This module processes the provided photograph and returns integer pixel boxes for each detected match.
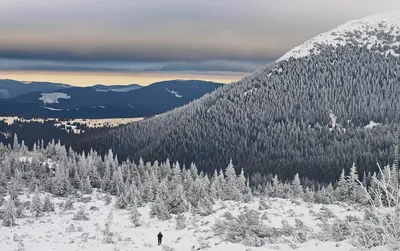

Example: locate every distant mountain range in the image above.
[0,79,71,99]
[0,80,223,118]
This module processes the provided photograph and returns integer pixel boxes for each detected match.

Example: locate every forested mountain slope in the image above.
[73,12,400,182]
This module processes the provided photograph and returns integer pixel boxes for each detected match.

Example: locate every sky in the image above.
[1,0,400,86]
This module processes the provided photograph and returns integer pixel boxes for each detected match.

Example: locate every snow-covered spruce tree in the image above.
[197,195,214,216]
[15,205,25,219]
[130,203,141,227]
[9,180,20,201]
[150,195,171,220]
[88,164,102,189]
[217,169,226,198]
[3,197,16,227]
[43,195,55,212]
[31,185,43,218]
[237,168,247,198]
[100,164,111,192]
[304,187,315,202]
[224,160,241,201]
[290,173,304,199]
[315,186,332,204]
[12,134,21,152]
[167,184,189,214]
[210,181,218,200]
[111,167,124,196]
[347,163,365,204]
[270,174,285,198]
[80,176,92,194]
[51,164,70,197]
[156,178,169,203]
[334,169,348,201]
[125,180,138,205]
[115,193,128,209]
[325,183,335,203]
[141,172,155,203]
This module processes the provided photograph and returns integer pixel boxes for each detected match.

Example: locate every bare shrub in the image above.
[63,199,74,211]
[78,196,92,203]
[73,207,89,221]
[348,165,400,251]
[89,206,99,211]
[175,214,186,230]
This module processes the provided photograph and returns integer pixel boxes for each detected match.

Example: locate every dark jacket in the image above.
[157,233,163,239]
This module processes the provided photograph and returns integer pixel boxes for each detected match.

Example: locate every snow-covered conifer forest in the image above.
[0,137,400,251]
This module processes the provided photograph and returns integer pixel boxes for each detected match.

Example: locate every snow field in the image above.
[0,190,376,251]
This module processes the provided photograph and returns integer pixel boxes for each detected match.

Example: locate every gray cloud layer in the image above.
[1,0,400,72]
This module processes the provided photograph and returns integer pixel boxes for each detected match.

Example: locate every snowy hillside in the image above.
[0,191,369,251]
[279,11,400,61]
[39,92,71,104]
[1,139,399,251]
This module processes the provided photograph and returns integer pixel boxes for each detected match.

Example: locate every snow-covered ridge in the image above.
[40,106,68,111]
[39,92,71,104]
[94,86,141,93]
[166,88,183,98]
[279,11,400,61]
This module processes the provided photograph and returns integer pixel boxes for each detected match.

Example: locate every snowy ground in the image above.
[0,116,143,134]
[0,190,380,251]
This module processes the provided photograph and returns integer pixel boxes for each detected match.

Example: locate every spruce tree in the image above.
[3,198,16,227]
[81,176,92,194]
[31,185,43,217]
[43,195,55,212]
[130,203,141,227]
[291,173,304,198]
[224,160,241,201]
[150,195,171,220]
[304,187,315,202]
[111,167,124,196]
[335,169,348,201]
[347,163,363,203]
[167,184,188,214]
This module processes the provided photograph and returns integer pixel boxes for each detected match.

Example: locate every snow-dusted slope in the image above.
[39,92,71,104]
[0,191,367,251]
[279,11,400,61]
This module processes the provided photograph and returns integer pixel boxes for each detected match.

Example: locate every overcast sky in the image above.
[1,0,400,86]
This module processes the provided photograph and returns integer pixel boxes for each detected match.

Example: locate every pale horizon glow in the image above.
[0,70,243,86]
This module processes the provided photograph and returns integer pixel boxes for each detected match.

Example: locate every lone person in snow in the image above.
[157,231,163,245]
